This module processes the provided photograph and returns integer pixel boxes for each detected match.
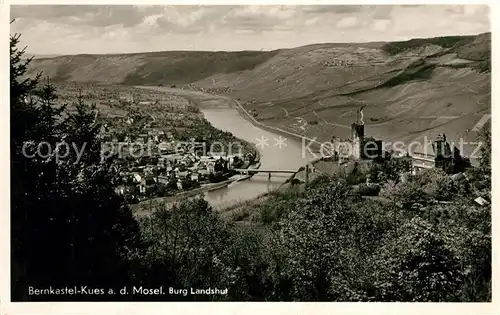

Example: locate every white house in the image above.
[474,196,489,206]
[191,173,199,182]
[115,186,127,195]
[198,169,209,176]
[157,175,170,185]
[138,185,146,194]
[158,142,172,152]
[133,173,142,183]
[411,140,436,174]
[206,161,215,174]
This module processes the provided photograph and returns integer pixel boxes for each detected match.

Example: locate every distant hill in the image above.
[26,33,491,159]
[26,50,280,84]
[24,53,61,59]
[191,33,491,159]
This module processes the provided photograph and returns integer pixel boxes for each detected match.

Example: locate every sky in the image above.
[10,4,491,55]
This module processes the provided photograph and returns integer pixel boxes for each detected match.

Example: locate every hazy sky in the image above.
[10,5,490,55]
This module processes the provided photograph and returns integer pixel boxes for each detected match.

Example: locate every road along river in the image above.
[137,86,315,209]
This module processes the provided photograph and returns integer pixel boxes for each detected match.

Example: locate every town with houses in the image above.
[100,90,256,203]
[101,130,251,203]
[55,83,257,204]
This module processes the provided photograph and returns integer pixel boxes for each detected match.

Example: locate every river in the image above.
[137,86,314,209]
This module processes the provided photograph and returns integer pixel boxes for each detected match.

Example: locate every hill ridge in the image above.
[25,33,490,161]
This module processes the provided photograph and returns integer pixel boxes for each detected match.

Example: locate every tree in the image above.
[135,198,232,300]
[478,124,491,183]
[10,30,142,301]
[269,180,367,301]
[373,217,464,301]
[369,157,412,184]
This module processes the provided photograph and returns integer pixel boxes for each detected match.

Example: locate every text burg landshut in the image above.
[133,286,228,296]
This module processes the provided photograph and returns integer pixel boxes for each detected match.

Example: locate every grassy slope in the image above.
[27,33,491,158]
[193,33,491,158]
[26,50,280,85]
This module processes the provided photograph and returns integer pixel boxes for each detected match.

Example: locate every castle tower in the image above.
[433,133,453,170]
[433,133,451,158]
[351,123,364,160]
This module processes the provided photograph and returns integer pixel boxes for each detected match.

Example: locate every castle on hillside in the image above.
[411,133,469,174]
[348,107,470,174]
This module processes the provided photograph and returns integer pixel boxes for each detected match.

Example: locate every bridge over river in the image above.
[233,168,298,174]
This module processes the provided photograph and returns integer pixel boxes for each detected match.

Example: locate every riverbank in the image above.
[131,175,237,213]
[131,159,263,213]
[231,97,335,182]
[231,98,327,155]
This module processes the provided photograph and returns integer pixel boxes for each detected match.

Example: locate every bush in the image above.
[433,177,470,201]
[373,217,465,301]
[387,180,430,210]
[369,157,412,183]
[358,183,381,196]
